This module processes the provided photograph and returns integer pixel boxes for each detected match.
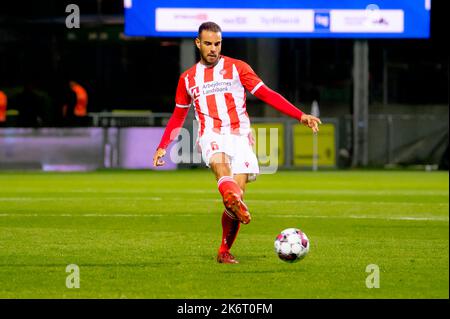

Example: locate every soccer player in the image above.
[153,22,321,264]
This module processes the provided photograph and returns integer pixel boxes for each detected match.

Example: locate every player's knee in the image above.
[211,162,230,174]
[210,159,232,180]
[209,152,230,166]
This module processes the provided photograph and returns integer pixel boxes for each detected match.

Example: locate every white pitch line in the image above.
[0,213,447,221]
[0,198,447,207]
[250,190,449,196]
[0,213,182,217]
[1,189,448,196]
[0,197,163,201]
[82,214,165,217]
[243,199,449,207]
[272,215,449,221]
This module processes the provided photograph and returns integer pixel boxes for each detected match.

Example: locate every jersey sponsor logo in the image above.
[190,86,200,100]
[201,80,232,96]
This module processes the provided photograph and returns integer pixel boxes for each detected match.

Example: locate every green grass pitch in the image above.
[0,170,448,298]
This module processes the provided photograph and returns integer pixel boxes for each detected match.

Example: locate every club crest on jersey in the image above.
[245,161,250,168]
[219,69,227,75]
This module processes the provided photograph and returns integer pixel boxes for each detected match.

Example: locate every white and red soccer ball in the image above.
[274,228,310,263]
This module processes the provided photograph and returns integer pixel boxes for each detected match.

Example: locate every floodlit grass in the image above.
[0,170,448,298]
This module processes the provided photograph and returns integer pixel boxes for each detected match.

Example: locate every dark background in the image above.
[0,0,447,126]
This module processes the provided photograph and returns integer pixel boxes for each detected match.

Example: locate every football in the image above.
[274,228,310,263]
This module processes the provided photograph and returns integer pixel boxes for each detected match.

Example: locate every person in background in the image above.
[70,81,88,117]
[0,90,7,123]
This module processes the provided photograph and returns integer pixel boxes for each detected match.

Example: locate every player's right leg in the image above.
[218,173,248,255]
[209,154,249,264]
[210,153,251,225]
[198,134,250,264]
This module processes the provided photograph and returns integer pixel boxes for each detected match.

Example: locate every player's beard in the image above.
[202,51,220,66]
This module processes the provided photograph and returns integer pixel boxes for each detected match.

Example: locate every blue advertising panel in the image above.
[124,0,431,38]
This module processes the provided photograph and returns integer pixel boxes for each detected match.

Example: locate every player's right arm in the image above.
[153,76,191,167]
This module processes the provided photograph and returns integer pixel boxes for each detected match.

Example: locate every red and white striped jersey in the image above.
[175,55,264,137]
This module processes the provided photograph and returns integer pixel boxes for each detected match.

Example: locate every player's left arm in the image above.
[253,85,321,133]
[237,60,321,133]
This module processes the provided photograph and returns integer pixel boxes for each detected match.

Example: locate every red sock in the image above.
[217,176,243,253]
[219,210,241,253]
[217,176,242,199]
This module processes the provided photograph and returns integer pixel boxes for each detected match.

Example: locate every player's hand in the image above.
[153,148,166,167]
[300,114,322,134]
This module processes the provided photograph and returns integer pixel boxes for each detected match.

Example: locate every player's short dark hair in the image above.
[198,21,222,38]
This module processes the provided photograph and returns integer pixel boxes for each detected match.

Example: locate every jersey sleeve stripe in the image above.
[176,104,190,108]
[250,81,264,94]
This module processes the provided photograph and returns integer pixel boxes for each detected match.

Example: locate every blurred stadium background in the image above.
[0,0,447,171]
